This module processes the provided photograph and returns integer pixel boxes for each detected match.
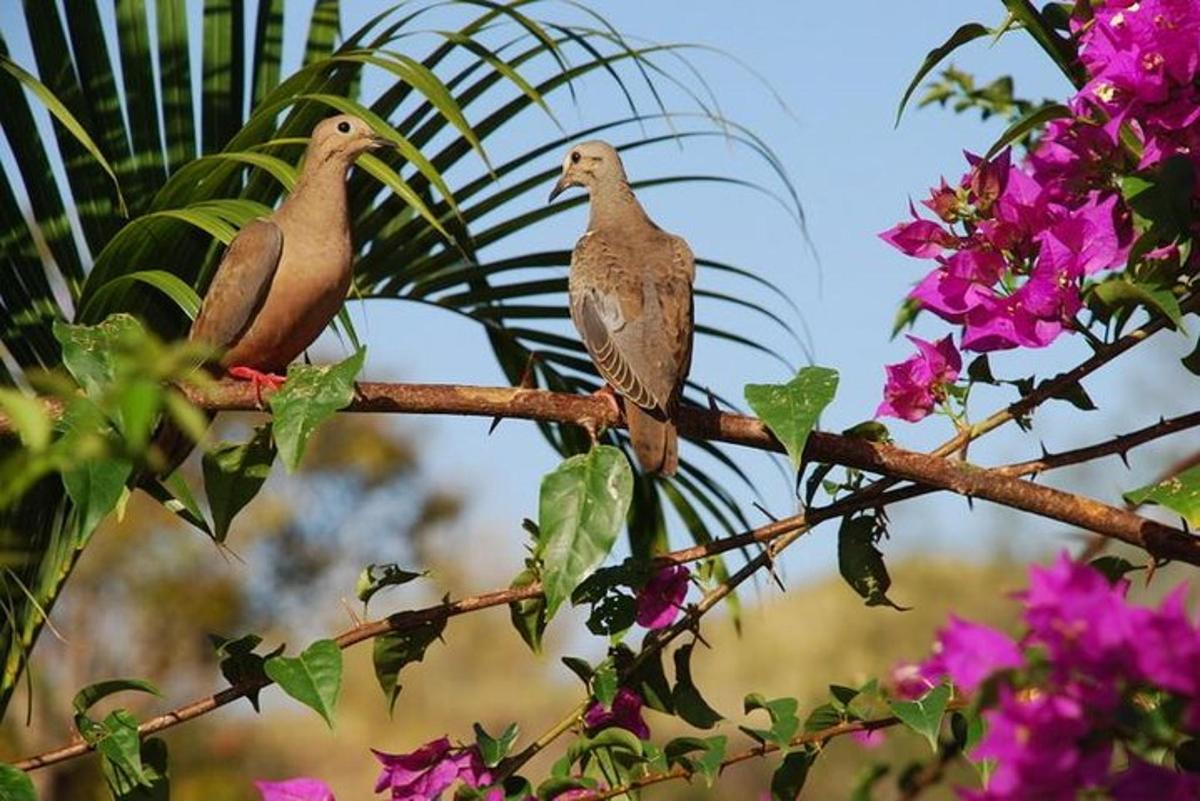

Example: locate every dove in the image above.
[549,140,695,476]
[190,113,385,393]
[154,114,384,474]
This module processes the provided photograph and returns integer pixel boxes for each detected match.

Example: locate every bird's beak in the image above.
[368,134,390,151]
[548,174,572,204]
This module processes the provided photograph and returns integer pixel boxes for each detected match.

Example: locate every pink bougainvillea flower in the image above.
[879,216,956,258]
[1110,757,1200,801]
[1018,553,1139,682]
[372,737,492,801]
[255,778,336,801]
[876,335,961,422]
[1130,584,1200,696]
[888,661,935,700]
[969,687,1112,801]
[920,616,1022,692]
[849,728,886,749]
[635,564,689,629]
[583,687,650,739]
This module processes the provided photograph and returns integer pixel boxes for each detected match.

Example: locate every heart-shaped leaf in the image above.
[264,640,343,728]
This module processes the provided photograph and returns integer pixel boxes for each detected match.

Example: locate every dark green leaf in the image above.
[770,748,815,801]
[536,776,595,801]
[671,643,722,729]
[356,563,424,610]
[803,702,843,732]
[474,722,520,768]
[744,366,839,469]
[838,516,908,610]
[1092,280,1184,330]
[73,678,161,716]
[663,735,726,787]
[101,737,169,801]
[1124,464,1200,526]
[889,683,951,752]
[1002,0,1085,87]
[508,566,546,653]
[209,633,279,712]
[1089,555,1139,584]
[537,445,633,619]
[268,347,366,471]
[561,656,594,686]
[743,694,800,750]
[372,619,445,715]
[264,639,343,727]
[985,103,1070,159]
[1182,338,1200,376]
[895,23,991,124]
[967,355,996,384]
[830,684,859,707]
[89,710,148,793]
[591,662,618,707]
[201,423,275,543]
[0,763,37,801]
[620,644,674,715]
[1047,381,1096,411]
[1122,155,1196,239]
[566,728,644,765]
[1177,740,1200,773]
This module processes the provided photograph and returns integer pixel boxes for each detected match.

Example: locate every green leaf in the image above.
[0,53,127,215]
[209,633,280,712]
[895,23,991,124]
[268,346,366,471]
[743,694,800,751]
[566,728,644,765]
[264,639,343,727]
[508,565,547,653]
[84,709,148,793]
[475,722,520,768]
[372,619,445,715]
[0,389,50,450]
[73,678,161,716]
[803,702,843,732]
[0,763,37,801]
[1124,464,1200,527]
[356,563,424,610]
[201,423,275,543]
[1089,555,1139,584]
[1046,380,1096,411]
[536,445,633,620]
[850,763,890,801]
[1122,155,1197,240]
[771,749,816,801]
[622,644,674,715]
[663,735,726,787]
[101,737,169,801]
[889,683,951,752]
[80,270,202,322]
[671,643,722,729]
[1092,280,1184,331]
[53,315,144,398]
[838,516,908,610]
[1002,0,1084,87]
[592,661,618,707]
[744,366,839,469]
[985,103,1071,159]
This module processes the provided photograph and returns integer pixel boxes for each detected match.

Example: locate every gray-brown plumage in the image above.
[549,140,695,476]
[157,114,383,473]
[190,113,385,376]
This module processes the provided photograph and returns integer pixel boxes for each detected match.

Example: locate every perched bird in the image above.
[549,140,695,476]
[190,113,386,393]
[155,114,384,473]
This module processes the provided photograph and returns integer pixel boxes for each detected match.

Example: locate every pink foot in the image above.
[228,366,287,406]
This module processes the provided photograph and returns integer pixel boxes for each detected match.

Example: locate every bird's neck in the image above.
[587,179,651,231]
[279,157,350,224]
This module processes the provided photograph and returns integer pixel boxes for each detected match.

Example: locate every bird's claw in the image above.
[228,366,287,407]
[591,384,623,422]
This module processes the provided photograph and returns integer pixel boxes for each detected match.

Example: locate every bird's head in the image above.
[309,114,390,163]
[549,140,626,203]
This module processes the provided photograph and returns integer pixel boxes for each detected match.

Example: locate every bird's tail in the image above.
[626,404,678,476]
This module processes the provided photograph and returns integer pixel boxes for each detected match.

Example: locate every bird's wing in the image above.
[570,229,694,416]
[189,219,283,351]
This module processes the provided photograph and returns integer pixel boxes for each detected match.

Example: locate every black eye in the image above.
[337,121,352,134]
[570,151,581,163]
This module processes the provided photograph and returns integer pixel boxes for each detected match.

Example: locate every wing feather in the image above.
[189,219,283,352]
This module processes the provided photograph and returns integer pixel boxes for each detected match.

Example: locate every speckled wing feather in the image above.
[569,228,694,416]
[189,219,283,353]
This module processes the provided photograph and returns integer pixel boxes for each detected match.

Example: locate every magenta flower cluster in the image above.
[912,554,1200,800]
[877,0,1200,421]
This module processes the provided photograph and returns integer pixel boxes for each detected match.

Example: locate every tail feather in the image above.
[626,405,678,476]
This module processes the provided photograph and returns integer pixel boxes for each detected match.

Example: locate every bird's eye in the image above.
[337,121,352,134]
[570,151,581,164]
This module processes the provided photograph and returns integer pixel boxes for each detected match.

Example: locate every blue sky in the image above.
[3,1,1196,595]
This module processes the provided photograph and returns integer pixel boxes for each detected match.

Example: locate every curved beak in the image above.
[368,133,391,151]
[548,174,571,204]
